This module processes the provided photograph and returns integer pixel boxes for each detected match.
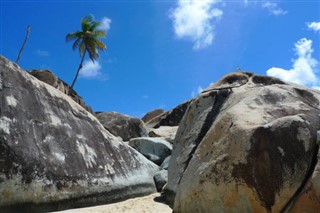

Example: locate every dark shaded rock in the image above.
[163,71,320,212]
[146,100,192,128]
[129,137,172,165]
[160,156,171,170]
[154,170,168,192]
[96,112,148,141]
[28,69,94,114]
[142,109,164,123]
[0,56,159,212]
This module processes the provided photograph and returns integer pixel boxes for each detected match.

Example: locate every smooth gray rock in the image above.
[160,156,171,170]
[96,112,148,141]
[0,56,159,213]
[164,72,320,212]
[154,170,168,192]
[129,137,172,165]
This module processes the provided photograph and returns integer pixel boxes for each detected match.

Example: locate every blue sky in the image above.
[1,0,320,117]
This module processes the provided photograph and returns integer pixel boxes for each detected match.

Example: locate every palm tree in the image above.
[66,15,106,90]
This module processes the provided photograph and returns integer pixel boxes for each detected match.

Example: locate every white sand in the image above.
[51,193,172,213]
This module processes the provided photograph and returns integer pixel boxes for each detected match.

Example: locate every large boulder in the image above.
[163,71,320,212]
[148,126,179,143]
[28,69,94,114]
[146,100,192,128]
[142,109,164,123]
[160,156,171,170]
[154,170,168,192]
[129,137,172,165]
[0,56,159,212]
[96,112,148,141]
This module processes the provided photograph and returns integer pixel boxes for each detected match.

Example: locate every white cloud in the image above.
[170,0,223,50]
[307,22,320,32]
[98,17,112,32]
[262,2,287,16]
[197,85,204,93]
[191,85,205,97]
[35,49,49,57]
[266,38,318,87]
[80,60,102,78]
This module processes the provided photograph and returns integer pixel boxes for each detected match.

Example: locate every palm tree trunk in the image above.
[16,25,31,64]
[70,50,86,90]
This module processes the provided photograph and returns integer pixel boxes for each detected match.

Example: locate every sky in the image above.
[1,0,320,117]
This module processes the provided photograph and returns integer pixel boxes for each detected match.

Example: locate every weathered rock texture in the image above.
[28,69,94,114]
[96,112,148,141]
[146,100,191,128]
[148,126,178,143]
[129,137,172,165]
[0,56,159,213]
[142,109,164,123]
[164,71,320,212]
[154,170,168,192]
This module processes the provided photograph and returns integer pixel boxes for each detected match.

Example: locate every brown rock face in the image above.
[164,71,320,212]
[96,112,148,141]
[146,100,192,128]
[28,69,94,114]
[142,109,164,123]
[0,56,158,212]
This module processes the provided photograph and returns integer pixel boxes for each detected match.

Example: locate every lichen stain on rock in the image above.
[2,190,14,200]
[297,126,312,151]
[53,152,65,162]
[5,96,18,107]
[76,141,97,168]
[48,113,63,126]
[0,116,11,134]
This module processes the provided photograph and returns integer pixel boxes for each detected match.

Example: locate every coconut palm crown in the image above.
[66,15,106,90]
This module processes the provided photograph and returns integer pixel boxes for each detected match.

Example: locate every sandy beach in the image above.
[51,193,172,213]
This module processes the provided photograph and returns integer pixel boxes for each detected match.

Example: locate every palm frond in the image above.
[81,19,91,32]
[93,38,106,51]
[86,39,100,62]
[79,42,86,56]
[83,14,94,23]
[87,48,98,63]
[66,31,83,42]
[93,30,106,38]
[89,21,101,32]
[72,38,82,51]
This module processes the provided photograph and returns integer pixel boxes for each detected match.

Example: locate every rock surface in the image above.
[154,170,168,192]
[129,137,172,165]
[164,72,320,212]
[142,109,164,123]
[0,56,159,212]
[160,156,171,170]
[28,69,94,114]
[289,142,320,212]
[96,112,148,141]
[146,100,191,128]
[148,126,178,143]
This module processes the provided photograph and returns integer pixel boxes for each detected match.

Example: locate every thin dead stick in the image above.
[16,25,31,64]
